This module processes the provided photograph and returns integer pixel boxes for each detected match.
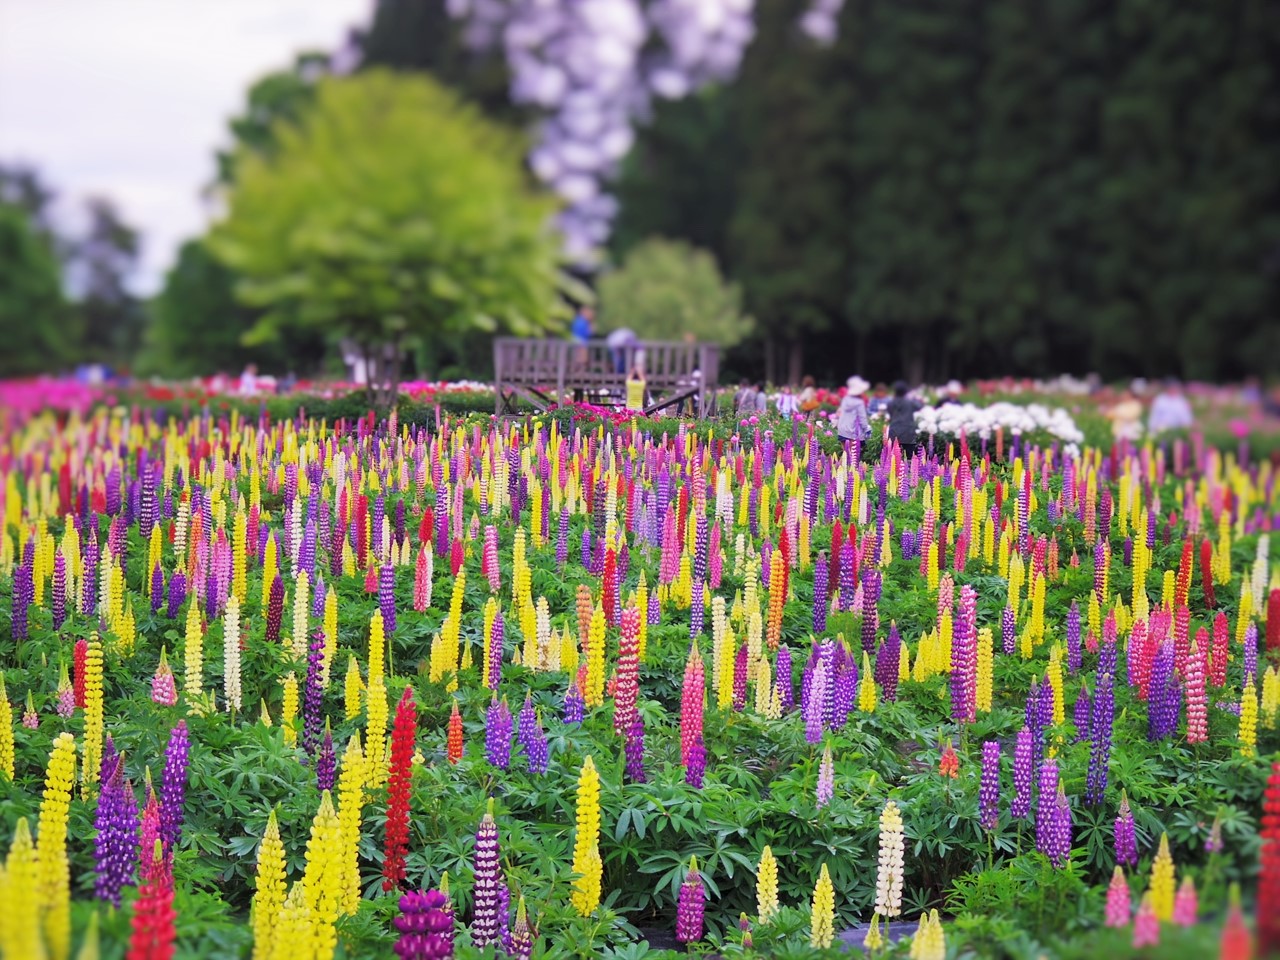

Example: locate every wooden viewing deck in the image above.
[493,338,720,418]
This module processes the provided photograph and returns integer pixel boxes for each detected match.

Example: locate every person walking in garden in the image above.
[1107,386,1144,447]
[886,380,923,456]
[836,375,871,447]
[1148,378,1194,434]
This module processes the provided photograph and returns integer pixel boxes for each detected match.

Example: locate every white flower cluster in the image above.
[914,401,1084,445]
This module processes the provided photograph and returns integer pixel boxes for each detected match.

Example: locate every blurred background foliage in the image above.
[2,0,1278,385]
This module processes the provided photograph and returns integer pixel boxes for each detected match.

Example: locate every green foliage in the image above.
[210,70,574,402]
[597,238,753,347]
[0,202,74,376]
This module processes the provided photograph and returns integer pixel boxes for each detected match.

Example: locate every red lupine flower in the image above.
[74,637,88,709]
[128,841,176,960]
[447,701,464,764]
[383,687,418,891]
[939,740,960,778]
[1258,762,1280,953]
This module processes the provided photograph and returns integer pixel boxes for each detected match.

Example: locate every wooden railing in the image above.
[493,338,719,418]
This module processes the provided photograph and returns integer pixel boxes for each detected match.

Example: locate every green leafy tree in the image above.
[210,70,573,406]
[73,197,144,369]
[596,238,752,347]
[0,202,75,376]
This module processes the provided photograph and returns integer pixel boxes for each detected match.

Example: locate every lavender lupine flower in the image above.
[316,727,336,792]
[831,650,855,730]
[812,556,828,633]
[471,805,503,947]
[312,571,326,620]
[518,697,548,775]
[1086,673,1115,805]
[1114,793,1138,867]
[1011,727,1035,820]
[803,659,828,744]
[581,529,593,570]
[875,624,901,703]
[379,562,397,635]
[485,697,513,770]
[1002,606,1016,655]
[776,645,794,712]
[979,741,1001,831]
[685,735,706,788]
[1244,623,1259,687]
[838,540,857,611]
[496,881,511,951]
[94,754,139,907]
[1047,784,1072,867]
[394,887,455,960]
[624,712,646,783]
[951,585,978,723]
[160,720,190,852]
[816,745,834,809]
[676,858,706,944]
[648,590,661,627]
[303,632,325,757]
[1066,602,1082,673]
[1035,760,1062,863]
[564,681,585,724]
[52,551,68,630]
[556,510,570,570]
[166,570,187,620]
[488,609,504,691]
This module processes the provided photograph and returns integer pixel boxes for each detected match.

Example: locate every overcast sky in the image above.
[0,0,371,294]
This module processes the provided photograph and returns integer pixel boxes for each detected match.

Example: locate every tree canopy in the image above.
[210,70,576,403]
[0,203,74,377]
[597,238,752,347]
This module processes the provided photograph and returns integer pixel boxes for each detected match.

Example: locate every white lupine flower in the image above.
[874,800,905,918]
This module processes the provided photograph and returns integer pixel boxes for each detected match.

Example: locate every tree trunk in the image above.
[763,337,777,386]
[787,339,803,386]
[902,335,926,387]
[363,342,377,407]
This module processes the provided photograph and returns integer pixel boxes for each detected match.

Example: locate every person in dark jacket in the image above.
[885,380,922,457]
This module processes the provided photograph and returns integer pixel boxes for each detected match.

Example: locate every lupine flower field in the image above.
[1,400,1279,959]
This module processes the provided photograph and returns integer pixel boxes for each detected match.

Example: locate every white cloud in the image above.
[0,0,370,294]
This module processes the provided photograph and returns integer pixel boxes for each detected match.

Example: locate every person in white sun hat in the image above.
[836,375,872,445]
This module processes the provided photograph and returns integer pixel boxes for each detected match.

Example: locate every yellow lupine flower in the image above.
[571,756,602,916]
[302,791,343,958]
[344,655,364,721]
[252,810,287,960]
[1,819,43,960]
[82,634,104,798]
[809,863,835,948]
[1150,832,1176,921]
[37,732,76,960]
[281,674,299,748]
[184,599,204,700]
[0,673,14,781]
[1239,679,1258,757]
[365,675,389,788]
[756,845,779,925]
[336,736,368,916]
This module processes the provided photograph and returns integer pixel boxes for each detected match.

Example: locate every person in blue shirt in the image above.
[571,306,594,343]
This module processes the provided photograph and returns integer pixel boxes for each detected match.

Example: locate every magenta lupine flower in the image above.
[979,740,1000,831]
[471,806,503,947]
[1011,727,1034,820]
[151,653,177,707]
[1114,794,1138,867]
[675,858,706,944]
[1104,868,1131,928]
[564,680,584,724]
[951,585,978,723]
[265,576,284,645]
[303,632,325,756]
[624,712,646,783]
[816,745,834,809]
[733,644,749,712]
[159,721,189,852]
[1066,602,1082,672]
[556,510,570,570]
[1035,759,1060,862]
[685,735,706,789]
[1172,878,1197,926]
[94,754,139,907]
[1001,606,1016,655]
[316,726,336,792]
[485,697,513,770]
[52,551,67,630]
[379,563,397,634]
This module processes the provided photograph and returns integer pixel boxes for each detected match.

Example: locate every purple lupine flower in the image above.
[838,540,856,611]
[166,570,187,620]
[52,551,68,630]
[94,754,139,907]
[1002,606,1016,655]
[1066,602,1082,673]
[951,585,978,723]
[580,528,593,570]
[1035,759,1062,863]
[676,859,706,944]
[159,721,190,852]
[303,633,325,757]
[1025,678,1043,747]
[685,735,706,789]
[1122,537,1133,567]
[11,551,33,641]
[648,589,661,627]
[518,697,548,775]
[1244,623,1259,688]
[471,806,503,947]
[690,578,705,638]
[312,571,326,620]
[776,645,794,712]
[624,712,646,783]
[1147,642,1179,741]
[394,888,455,959]
[812,554,829,633]
[831,649,856,730]
[733,644,750,712]
[556,509,570,570]
[979,740,1000,831]
[1048,784,1072,867]
[564,680,584,724]
[1114,794,1138,867]
[860,569,881,654]
[379,562,397,635]
[316,727,336,792]
[83,532,99,613]
[1011,727,1034,819]
[875,624,902,702]
[1073,682,1092,743]
[485,697,513,770]
[803,658,827,744]
[496,881,511,952]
